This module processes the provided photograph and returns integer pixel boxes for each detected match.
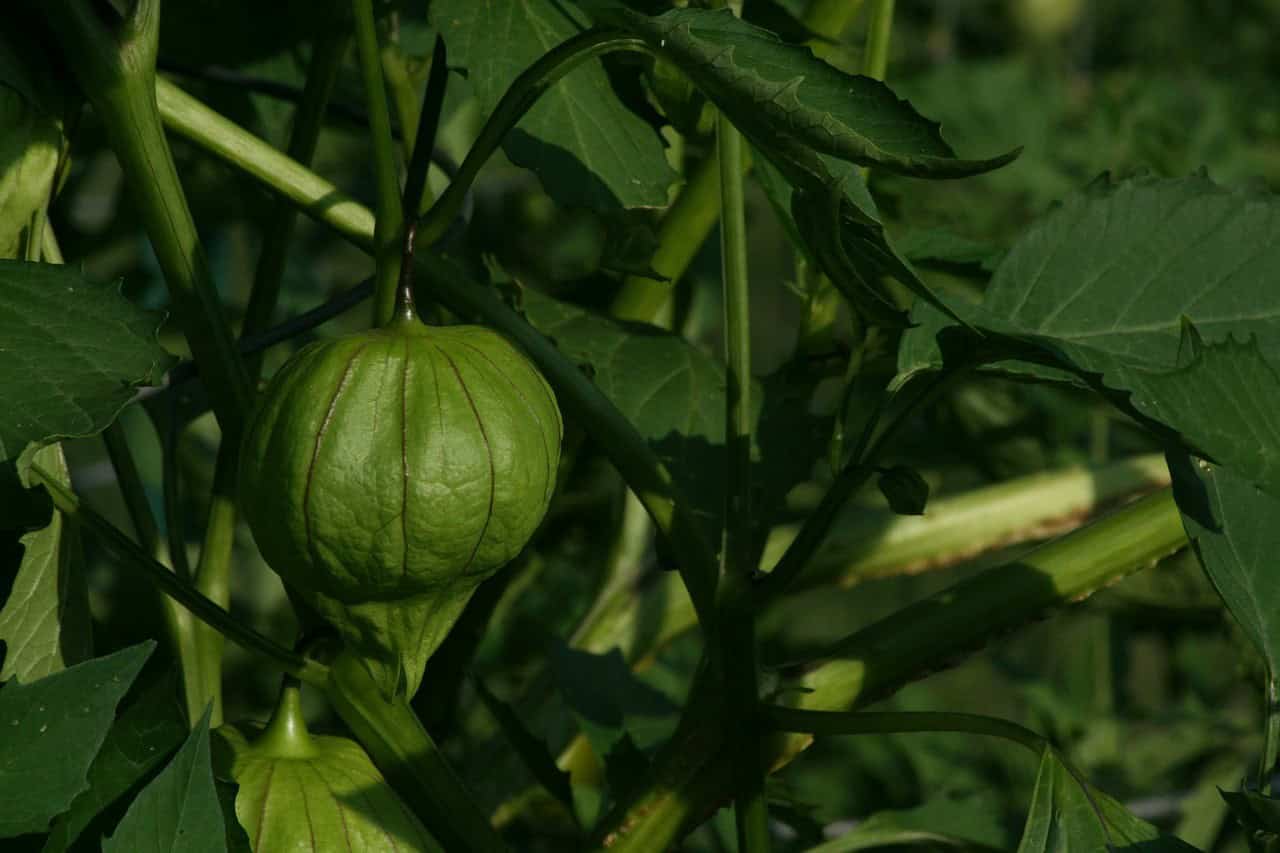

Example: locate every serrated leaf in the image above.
[899,175,1280,496]
[433,0,675,211]
[102,707,225,853]
[0,260,173,462]
[584,2,1019,178]
[41,670,187,853]
[0,443,91,684]
[878,465,929,516]
[0,641,154,838]
[1170,453,1280,680]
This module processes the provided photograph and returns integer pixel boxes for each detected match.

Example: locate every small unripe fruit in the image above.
[240,311,562,697]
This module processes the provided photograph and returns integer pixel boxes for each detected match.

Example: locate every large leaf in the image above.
[433,0,675,211]
[101,708,225,853]
[899,174,1280,495]
[0,443,92,684]
[0,260,173,462]
[0,641,155,838]
[41,670,188,853]
[1170,453,1280,677]
[0,28,64,261]
[1017,749,1198,852]
[582,2,1018,179]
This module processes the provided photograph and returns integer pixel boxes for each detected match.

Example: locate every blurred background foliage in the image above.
[35,0,1280,849]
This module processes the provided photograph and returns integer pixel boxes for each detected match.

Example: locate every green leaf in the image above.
[0,444,92,684]
[0,641,155,838]
[433,0,675,211]
[521,288,825,551]
[548,642,675,760]
[878,466,929,516]
[0,260,174,463]
[584,2,1019,178]
[102,707,225,853]
[1221,788,1280,835]
[899,175,1280,495]
[1170,453,1280,677]
[0,28,64,261]
[1017,749,1198,852]
[41,669,188,853]
[810,791,1007,851]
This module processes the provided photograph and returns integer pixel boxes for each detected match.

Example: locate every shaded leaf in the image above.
[433,0,675,211]
[472,675,574,815]
[102,707,224,853]
[584,2,1019,178]
[1170,453,1280,678]
[548,642,676,759]
[0,261,173,462]
[0,443,91,684]
[41,670,187,853]
[0,642,154,838]
[810,790,1007,851]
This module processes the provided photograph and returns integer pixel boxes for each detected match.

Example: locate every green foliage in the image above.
[0,261,173,462]
[433,0,675,211]
[101,708,225,853]
[0,642,154,837]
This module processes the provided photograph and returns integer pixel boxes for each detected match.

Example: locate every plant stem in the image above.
[862,0,897,81]
[43,0,252,438]
[760,370,954,599]
[156,78,377,250]
[192,27,349,730]
[714,104,769,850]
[28,464,328,687]
[604,488,1188,848]
[416,29,646,248]
[351,0,405,327]
[326,652,508,852]
[608,0,865,324]
[241,28,349,376]
[401,36,449,223]
[761,707,1045,755]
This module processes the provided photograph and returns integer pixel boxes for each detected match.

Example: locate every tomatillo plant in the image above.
[6,0,1279,851]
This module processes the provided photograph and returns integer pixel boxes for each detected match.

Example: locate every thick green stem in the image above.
[351,0,405,326]
[156,77,376,248]
[714,107,769,850]
[326,652,508,852]
[416,29,646,248]
[28,464,328,688]
[43,0,251,437]
[605,489,1188,848]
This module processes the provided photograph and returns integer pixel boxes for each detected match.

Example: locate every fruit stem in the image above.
[257,679,317,759]
[394,220,419,325]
